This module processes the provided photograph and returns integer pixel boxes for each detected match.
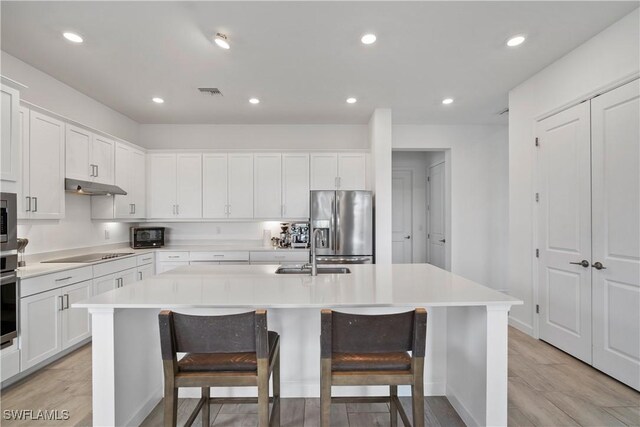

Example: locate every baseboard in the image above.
[446,384,481,427]
[508,316,534,336]
[124,390,163,426]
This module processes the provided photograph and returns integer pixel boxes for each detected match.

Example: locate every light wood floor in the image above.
[0,327,638,426]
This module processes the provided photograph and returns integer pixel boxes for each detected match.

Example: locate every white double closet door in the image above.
[537,79,639,390]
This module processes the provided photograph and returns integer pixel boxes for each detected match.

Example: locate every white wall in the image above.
[144,221,285,245]
[138,124,368,150]
[1,51,139,143]
[17,194,131,256]
[508,9,640,334]
[393,125,509,291]
[392,151,429,263]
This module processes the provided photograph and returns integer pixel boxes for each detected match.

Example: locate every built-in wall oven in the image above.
[0,193,18,349]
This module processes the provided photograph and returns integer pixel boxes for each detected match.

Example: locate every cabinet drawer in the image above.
[189,251,249,261]
[93,256,138,278]
[157,252,189,262]
[137,253,155,266]
[21,266,93,297]
[250,251,309,263]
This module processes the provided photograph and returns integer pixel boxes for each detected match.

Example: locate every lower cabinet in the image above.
[20,279,92,371]
[92,268,138,296]
[137,263,155,280]
[157,262,188,274]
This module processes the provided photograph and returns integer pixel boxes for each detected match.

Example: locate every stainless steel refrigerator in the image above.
[310,190,373,264]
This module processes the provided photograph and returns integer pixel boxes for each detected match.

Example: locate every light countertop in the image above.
[156,245,309,252]
[75,263,522,309]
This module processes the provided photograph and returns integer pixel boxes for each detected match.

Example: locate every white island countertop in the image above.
[75,263,522,309]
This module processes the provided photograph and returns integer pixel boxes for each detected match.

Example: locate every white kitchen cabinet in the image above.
[249,251,309,265]
[310,152,366,190]
[20,288,62,370]
[254,153,282,218]
[147,153,201,219]
[22,110,65,219]
[203,153,253,219]
[92,267,137,295]
[91,142,146,219]
[60,280,92,349]
[157,262,188,274]
[282,153,310,218]
[137,263,155,281]
[17,107,29,218]
[203,153,228,218]
[65,125,114,185]
[228,154,254,218]
[1,84,20,182]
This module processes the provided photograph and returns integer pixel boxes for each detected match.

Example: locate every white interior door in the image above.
[392,170,413,263]
[537,102,592,363]
[591,79,640,390]
[428,162,446,269]
[203,154,228,219]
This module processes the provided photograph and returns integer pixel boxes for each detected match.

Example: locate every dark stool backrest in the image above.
[159,310,269,362]
[321,309,427,357]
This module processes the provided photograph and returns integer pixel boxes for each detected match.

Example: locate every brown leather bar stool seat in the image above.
[320,309,427,427]
[159,310,280,427]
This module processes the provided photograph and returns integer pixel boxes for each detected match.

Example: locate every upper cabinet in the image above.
[282,153,310,218]
[202,153,254,219]
[310,152,366,190]
[147,153,202,219]
[65,125,114,185]
[22,110,65,219]
[91,142,146,220]
[1,84,20,183]
[254,153,282,218]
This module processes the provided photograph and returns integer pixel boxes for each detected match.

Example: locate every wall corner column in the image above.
[369,108,393,264]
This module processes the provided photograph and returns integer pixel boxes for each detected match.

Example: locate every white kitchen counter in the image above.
[156,244,309,252]
[76,263,520,427]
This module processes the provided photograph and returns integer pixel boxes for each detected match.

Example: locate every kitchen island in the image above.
[75,263,521,427]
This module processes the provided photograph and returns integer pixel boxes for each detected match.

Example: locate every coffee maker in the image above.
[289,222,310,248]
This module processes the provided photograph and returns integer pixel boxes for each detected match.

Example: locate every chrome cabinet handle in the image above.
[55,276,73,282]
[32,197,38,212]
[95,164,99,177]
[592,262,607,270]
[64,294,69,309]
[404,235,411,239]
[133,204,136,215]
[25,196,31,212]
[439,239,446,243]
[172,204,176,215]
[89,164,94,177]
[59,295,64,311]
[570,260,590,268]
[138,271,143,280]
[176,204,179,215]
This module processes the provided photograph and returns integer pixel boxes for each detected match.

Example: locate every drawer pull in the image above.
[55,276,73,282]
[168,256,180,259]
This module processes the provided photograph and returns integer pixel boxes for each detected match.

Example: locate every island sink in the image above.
[275,266,351,275]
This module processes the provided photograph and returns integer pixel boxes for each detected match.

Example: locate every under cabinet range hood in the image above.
[65,178,127,196]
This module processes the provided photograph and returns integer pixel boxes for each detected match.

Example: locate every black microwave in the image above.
[130,227,165,248]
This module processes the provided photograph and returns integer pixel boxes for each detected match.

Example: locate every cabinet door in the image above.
[65,125,91,182]
[203,154,228,219]
[1,85,20,182]
[132,149,146,218]
[61,280,92,349]
[91,135,115,185]
[119,268,138,287]
[176,153,202,218]
[254,153,282,218]
[337,153,366,190]
[282,153,310,218]
[228,154,253,218]
[20,288,62,370]
[29,111,65,219]
[310,153,338,190]
[17,107,30,219]
[147,153,177,218]
[114,143,133,218]
[157,262,188,274]
[93,274,117,296]
[137,264,155,281]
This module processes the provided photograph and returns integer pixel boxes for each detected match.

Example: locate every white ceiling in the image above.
[1,1,637,125]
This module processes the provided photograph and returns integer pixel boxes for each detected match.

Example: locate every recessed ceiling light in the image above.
[214,33,230,50]
[361,34,377,45]
[506,35,526,47]
[152,97,164,104]
[442,98,454,105]
[63,32,83,43]
[249,98,260,104]
[346,97,357,104]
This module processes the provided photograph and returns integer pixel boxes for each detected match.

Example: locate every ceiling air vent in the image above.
[198,87,223,96]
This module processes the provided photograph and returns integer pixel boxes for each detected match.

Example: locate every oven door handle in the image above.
[0,272,17,285]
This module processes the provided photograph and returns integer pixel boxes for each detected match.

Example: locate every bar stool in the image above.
[158,310,280,427]
[320,308,427,427]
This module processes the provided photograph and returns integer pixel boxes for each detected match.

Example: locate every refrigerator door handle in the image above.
[330,197,335,251]
[335,194,340,252]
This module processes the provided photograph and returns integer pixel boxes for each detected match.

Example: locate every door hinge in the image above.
[535,193,539,202]
[535,137,539,147]
[536,249,539,258]
[536,304,540,314]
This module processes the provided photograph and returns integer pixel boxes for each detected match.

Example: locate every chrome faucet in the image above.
[304,228,324,276]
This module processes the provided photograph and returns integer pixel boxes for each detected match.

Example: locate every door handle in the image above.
[592,262,607,270]
[570,260,590,268]
[404,235,411,239]
[439,239,446,243]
